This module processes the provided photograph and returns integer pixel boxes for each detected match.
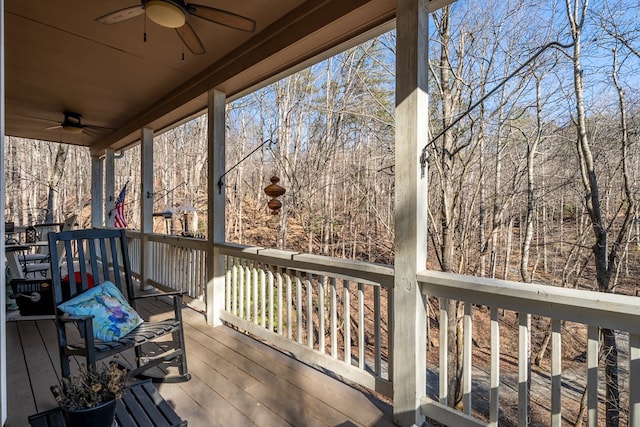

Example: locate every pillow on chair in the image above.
[57,281,143,342]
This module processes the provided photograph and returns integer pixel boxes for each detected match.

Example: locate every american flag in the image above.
[114,183,127,228]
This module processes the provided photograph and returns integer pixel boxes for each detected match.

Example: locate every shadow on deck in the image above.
[5,295,396,427]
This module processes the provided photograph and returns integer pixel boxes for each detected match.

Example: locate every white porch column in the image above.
[91,155,104,226]
[394,0,429,426]
[207,89,226,326]
[0,0,7,423]
[140,128,154,290]
[105,149,115,227]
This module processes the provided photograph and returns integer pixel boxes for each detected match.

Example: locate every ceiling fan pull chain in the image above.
[144,11,148,42]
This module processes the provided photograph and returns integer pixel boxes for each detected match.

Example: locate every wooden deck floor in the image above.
[5,296,395,427]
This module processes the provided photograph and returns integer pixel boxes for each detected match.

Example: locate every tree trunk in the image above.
[520,77,543,284]
[432,7,464,406]
[46,144,68,223]
[565,1,638,424]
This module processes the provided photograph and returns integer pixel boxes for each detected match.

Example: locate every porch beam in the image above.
[140,127,154,290]
[393,0,429,426]
[207,89,226,326]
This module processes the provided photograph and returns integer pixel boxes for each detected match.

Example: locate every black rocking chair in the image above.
[48,228,191,383]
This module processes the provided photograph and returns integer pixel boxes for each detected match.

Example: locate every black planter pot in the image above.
[61,399,117,427]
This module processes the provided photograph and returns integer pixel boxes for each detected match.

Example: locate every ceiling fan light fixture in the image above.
[62,124,83,134]
[146,0,186,28]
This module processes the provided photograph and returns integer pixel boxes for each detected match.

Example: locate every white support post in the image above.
[463,302,472,414]
[587,326,599,427]
[551,318,562,427]
[91,155,104,226]
[393,0,429,425]
[518,312,530,426]
[489,307,500,427]
[0,1,7,423]
[630,333,640,427]
[141,128,154,290]
[105,149,115,227]
[207,89,226,326]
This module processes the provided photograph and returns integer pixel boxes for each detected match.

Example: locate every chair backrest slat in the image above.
[48,228,134,307]
[75,239,88,297]
[106,236,119,288]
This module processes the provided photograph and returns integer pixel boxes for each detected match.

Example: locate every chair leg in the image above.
[80,319,97,369]
[172,295,189,378]
[175,328,189,377]
[132,328,191,383]
[57,324,71,377]
[133,351,191,383]
[59,349,71,378]
[134,293,191,383]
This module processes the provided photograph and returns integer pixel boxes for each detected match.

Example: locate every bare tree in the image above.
[565,0,636,424]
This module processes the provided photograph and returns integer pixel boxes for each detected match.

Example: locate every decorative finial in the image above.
[264,176,286,215]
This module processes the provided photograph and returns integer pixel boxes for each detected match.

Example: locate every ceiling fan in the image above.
[46,111,111,135]
[96,0,256,55]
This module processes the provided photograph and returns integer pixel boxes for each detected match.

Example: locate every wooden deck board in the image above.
[229,329,395,427]
[182,326,261,390]
[6,321,37,425]
[36,319,63,378]
[185,310,395,427]
[179,339,287,425]
[6,297,396,427]
[16,321,59,411]
[178,307,364,424]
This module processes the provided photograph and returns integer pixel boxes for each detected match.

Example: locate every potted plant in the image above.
[51,362,127,427]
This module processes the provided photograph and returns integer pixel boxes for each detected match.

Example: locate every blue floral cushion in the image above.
[57,281,143,342]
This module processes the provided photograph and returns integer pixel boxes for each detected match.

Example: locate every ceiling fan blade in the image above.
[82,128,107,137]
[85,125,115,132]
[176,23,205,55]
[187,4,256,32]
[96,5,145,25]
[45,124,63,130]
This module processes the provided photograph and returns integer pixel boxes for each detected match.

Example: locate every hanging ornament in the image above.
[264,176,286,215]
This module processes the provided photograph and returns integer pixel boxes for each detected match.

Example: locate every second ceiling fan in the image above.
[45,111,113,135]
[96,0,256,55]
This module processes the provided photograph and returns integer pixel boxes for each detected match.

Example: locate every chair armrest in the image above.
[56,313,94,323]
[56,313,96,358]
[5,244,30,252]
[132,291,186,300]
[132,291,185,321]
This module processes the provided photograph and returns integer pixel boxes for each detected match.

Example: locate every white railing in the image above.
[124,233,392,396]
[126,231,208,309]
[124,233,640,426]
[126,231,141,274]
[215,243,394,398]
[147,234,207,302]
[419,270,640,427]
